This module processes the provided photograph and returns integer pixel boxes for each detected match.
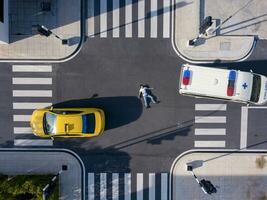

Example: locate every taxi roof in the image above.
[179,64,253,101]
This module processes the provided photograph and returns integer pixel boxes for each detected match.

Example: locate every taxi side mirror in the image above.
[250,69,253,73]
[50,106,53,111]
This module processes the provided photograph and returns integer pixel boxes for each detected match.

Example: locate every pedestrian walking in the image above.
[139,84,158,108]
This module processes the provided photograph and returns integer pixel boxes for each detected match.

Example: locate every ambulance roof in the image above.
[179,64,253,102]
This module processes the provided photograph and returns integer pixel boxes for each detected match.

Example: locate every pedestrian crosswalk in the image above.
[87,172,169,200]
[87,0,171,38]
[194,103,227,148]
[12,64,54,146]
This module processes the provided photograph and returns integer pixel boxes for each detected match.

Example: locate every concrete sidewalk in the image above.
[0,0,83,61]
[172,0,256,62]
[171,150,267,200]
[0,148,85,200]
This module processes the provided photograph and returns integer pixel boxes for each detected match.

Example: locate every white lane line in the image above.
[100,0,107,38]
[13,102,52,109]
[163,0,170,38]
[14,139,53,146]
[100,173,107,200]
[161,173,168,200]
[124,173,131,200]
[112,173,119,200]
[125,0,132,38]
[150,0,157,38]
[12,65,52,72]
[87,0,95,37]
[138,0,145,38]
[195,104,227,111]
[13,115,31,122]
[136,173,143,200]
[240,107,248,149]
[13,90,52,97]
[194,141,226,148]
[14,127,32,134]
[12,78,52,85]
[195,129,226,135]
[149,173,155,200]
[112,0,120,38]
[195,116,226,123]
[88,173,95,200]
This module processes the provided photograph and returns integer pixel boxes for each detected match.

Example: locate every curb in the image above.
[0,148,86,200]
[0,0,86,63]
[171,0,257,64]
[169,149,267,200]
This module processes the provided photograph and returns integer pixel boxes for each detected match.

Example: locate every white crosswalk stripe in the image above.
[13,90,52,97]
[86,0,171,38]
[194,103,227,148]
[12,77,52,85]
[136,173,143,200]
[14,139,53,146]
[12,65,52,72]
[87,172,169,200]
[12,65,54,147]
[149,173,156,200]
[14,127,32,134]
[194,141,226,148]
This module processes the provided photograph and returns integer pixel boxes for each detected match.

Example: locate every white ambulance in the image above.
[179,64,267,105]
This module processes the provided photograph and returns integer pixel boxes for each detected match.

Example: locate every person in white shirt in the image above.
[139,84,158,108]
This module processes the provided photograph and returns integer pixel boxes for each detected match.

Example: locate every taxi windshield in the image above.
[43,112,57,134]
[250,74,261,103]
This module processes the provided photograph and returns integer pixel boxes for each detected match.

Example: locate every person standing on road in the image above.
[139,84,158,108]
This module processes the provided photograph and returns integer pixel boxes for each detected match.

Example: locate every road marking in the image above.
[194,141,226,148]
[13,90,52,97]
[163,0,170,38]
[100,173,107,200]
[195,104,227,111]
[14,127,32,134]
[87,0,95,37]
[240,107,248,149]
[12,65,52,72]
[149,173,155,200]
[13,102,52,109]
[88,173,95,200]
[195,128,226,135]
[161,173,168,200]
[136,173,143,200]
[112,0,120,38]
[12,78,52,85]
[124,173,131,200]
[125,0,132,38]
[150,0,157,38]
[100,0,107,38]
[195,116,226,123]
[112,173,119,200]
[14,139,53,146]
[13,115,31,122]
[138,0,145,37]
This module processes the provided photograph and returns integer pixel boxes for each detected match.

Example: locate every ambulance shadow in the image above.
[52,96,142,130]
[198,60,267,76]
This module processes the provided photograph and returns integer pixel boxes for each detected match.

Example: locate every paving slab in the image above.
[172,0,256,62]
[171,151,267,200]
[0,149,84,200]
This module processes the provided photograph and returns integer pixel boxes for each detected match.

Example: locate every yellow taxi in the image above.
[30,107,105,138]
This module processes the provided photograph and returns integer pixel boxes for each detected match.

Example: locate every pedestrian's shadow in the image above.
[52,96,143,130]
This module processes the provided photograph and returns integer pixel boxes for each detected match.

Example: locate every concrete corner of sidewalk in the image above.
[170,150,267,200]
[172,0,256,63]
[0,0,85,62]
[0,148,85,200]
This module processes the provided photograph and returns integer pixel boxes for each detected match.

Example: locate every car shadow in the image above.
[52,96,143,130]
